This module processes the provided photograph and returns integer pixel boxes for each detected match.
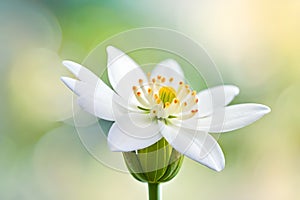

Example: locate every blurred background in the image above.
[0,0,299,199]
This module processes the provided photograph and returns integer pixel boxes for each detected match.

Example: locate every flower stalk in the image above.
[148,183,160,200]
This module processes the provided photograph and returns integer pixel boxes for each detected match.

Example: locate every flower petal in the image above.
[113,107,161,139]
[106,46,147,98]
[61,61,116,121]
[151,59,185,89]
[108,123,162,152]
[62,60,99,85]
[159,122,225,171]
[181,103,271,133]
[197,85,240,117]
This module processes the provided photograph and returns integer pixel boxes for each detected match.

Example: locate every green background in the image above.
[0,0,299,199]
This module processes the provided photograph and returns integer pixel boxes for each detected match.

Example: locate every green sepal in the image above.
[123,138,183,183]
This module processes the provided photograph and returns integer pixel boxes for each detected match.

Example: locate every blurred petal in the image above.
[151,59,185,89]
[159,122,225,171]
[197,85,240,117]
[108,123,162,152]
[106,46,147,98]
[61,61,116,121]
[181,103,271,133]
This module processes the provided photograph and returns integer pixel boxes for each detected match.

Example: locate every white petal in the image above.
[151,59,185,89]
[181,103,271,133]
[106,46,147,98]
[197,85,240,117]
[108,123,162,152]
[62,60,99,85]
[61,61,116,121]
[113,110,161,139]
[159,122,225,171]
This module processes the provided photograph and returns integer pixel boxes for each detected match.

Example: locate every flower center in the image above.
[159,87,176,106]
[132,74,198,121]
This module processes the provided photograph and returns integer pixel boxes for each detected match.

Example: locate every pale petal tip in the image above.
[204,153,225,172]
[214,160,225,172]
[225,85,240,96]
[60,77,77,93]
[106,46,122,63]
[62,60,81,77]
[106,45,120,55]
[262,105,271,114]
[232,85,240,95]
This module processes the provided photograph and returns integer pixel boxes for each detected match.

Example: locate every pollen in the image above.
[159,86,176,104]
[173,98,179,104]
[133,75,199,121]
[165,102,170,108]
[191,109,198,113]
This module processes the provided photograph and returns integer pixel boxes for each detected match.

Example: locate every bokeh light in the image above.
[1,0,299,199]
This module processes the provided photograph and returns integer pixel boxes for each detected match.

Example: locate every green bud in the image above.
[123,138,184,183]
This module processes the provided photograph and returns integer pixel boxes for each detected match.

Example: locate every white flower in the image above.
[61,46,270,172]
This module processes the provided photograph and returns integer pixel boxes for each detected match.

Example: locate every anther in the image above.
[165,102,170,108]
[173,98,179,104]
[169,77,174,82]
[139,79,143,84]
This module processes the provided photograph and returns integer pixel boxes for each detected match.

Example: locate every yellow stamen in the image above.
[159,86,177,106]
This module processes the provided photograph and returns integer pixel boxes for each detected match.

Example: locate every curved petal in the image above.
[108,123,162,152]
[106,46,147,99]
[197,85,240,117]
[151,59,185,89]
[159,122,225,171]
[181,103,271,133]
[114,111,161,139]
[61,61,116,121]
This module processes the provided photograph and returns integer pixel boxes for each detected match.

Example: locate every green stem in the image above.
[148,183,160,200]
